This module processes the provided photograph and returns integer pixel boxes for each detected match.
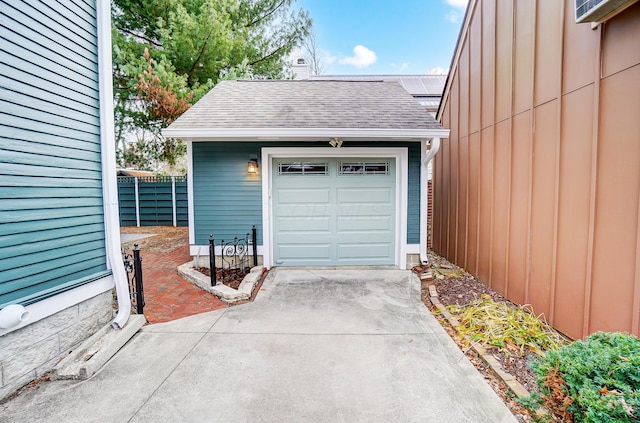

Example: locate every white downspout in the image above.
[97,0,131,329]
[420,137,441,264]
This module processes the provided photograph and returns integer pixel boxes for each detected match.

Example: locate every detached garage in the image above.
[162,80,448,269]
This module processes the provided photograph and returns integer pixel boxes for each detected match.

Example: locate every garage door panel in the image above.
[276,204,332,218]
[337,188,392,203]
[277,243,332,262]
[337,204,394,216]
[273,157,396,266]
[278,188,330,204]
[276,216,331,232]
[337,216,392,232]
[337,243,393,260]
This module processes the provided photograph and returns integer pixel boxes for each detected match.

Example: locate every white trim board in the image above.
[164,127,449,140]
[261,147,409,269]
[186,141,196,245]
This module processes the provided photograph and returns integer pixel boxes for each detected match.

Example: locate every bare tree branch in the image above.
[247,0,287,27]
[302,31,328,75]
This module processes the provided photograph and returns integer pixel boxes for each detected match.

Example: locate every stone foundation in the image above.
[405,254,423,270]
[178,262,264,304]
[191,254,264,269]
[0,291,114,400]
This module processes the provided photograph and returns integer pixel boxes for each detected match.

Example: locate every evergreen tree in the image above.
[112,0,311,170]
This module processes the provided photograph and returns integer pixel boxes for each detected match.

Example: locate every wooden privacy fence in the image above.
[117,176,188,227]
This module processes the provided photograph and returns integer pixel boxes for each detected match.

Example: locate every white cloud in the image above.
[339,45,377,68]
[445,11,460,23]
[445,0,468,9]
[444,0,467,23]
[426,66,448,75]
[325,53,337,64]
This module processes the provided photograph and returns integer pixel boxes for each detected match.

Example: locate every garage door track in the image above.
[1,268,516,422]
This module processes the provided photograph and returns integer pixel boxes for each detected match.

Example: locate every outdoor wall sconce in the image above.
[247,158,259,174]
[329,137,343,148]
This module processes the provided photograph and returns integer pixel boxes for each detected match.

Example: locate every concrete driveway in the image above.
[0,268,516,422]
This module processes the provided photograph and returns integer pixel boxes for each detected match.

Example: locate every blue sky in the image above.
[294,0,468,75]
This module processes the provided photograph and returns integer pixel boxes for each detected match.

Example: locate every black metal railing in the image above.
[209,225,258,286]
[122,243,145,314]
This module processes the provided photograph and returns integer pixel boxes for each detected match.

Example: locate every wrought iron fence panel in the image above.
[122,244,145,314]
[208,226,257,286]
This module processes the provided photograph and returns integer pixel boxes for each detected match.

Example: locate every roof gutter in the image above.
[161,127,450,141]
[98,0,131,329]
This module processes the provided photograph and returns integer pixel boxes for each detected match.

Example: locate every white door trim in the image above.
[261,147,409,268]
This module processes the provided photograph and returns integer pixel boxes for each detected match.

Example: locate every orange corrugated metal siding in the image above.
[435,0,640,339]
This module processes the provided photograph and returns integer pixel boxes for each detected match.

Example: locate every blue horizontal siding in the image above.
[0,126,101,154]
[2,0,98,64]
[1,148,101,172]
[0,215,105,237]
[0,0,107,307]
[0,186,102,199]
[406,142,421,244]
[1,75,100,117]
[0,256,107,302]
[0,238,106,272]
[0,63,99,109]
[1,206,104,224]
[1,161,102,180]
[2,114,101,144]
[193,142,263,245]
[192,141,422,246]
[2,101,100,136]
[0,137,101,161]
[0,223,105,249]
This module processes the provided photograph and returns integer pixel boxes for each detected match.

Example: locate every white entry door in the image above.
[272,158,396,266]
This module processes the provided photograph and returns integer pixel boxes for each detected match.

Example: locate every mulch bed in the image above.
[420,253,543,422]
[120,226,189,253]
[195,267,249,290]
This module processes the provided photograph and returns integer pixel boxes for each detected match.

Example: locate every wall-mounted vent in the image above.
[575,0,638,23]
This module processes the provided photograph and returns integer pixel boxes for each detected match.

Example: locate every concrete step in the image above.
[51,314,146,380]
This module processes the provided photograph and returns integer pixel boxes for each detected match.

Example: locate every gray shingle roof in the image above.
[310,74,447,96]
[167,80,443,131]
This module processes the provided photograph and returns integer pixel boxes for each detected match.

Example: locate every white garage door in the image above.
[272,158,396,266]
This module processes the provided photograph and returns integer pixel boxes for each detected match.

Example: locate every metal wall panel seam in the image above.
[548,1,566,325]
[454,63,460,264]
[583,25,604,338]
[464,37,471,270]
[487,0,498,289]
[504,0,525,298]
[474,0,484,276]
[633,172,640,335]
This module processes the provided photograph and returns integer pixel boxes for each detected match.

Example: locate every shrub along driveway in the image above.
[1,268,516,422]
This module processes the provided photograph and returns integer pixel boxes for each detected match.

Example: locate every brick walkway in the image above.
[139,245,227,324]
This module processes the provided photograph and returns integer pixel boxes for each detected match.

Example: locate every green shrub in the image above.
[529,332,640,422]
